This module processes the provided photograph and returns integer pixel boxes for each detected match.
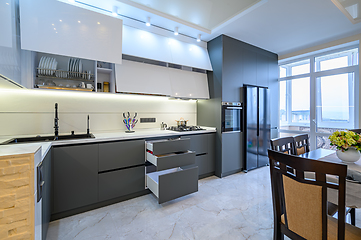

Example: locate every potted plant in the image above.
[329,131,361,162]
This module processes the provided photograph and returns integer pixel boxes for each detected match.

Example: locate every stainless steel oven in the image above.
[221,102,243,133]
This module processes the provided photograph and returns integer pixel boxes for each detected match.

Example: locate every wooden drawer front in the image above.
[146,138,190,155]
[98,166,145,202]
[147,151,195,171]
[181,134,208,154]
[146,167,198,204]
[99,140,145,172]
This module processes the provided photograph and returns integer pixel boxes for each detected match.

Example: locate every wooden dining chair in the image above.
[268,149,361,240]
[270,137,296,155]
[293,133,310,155]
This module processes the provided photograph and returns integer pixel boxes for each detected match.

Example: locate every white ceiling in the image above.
[61,0,361,56]
[127,0,262,30]
[208,0,361,56]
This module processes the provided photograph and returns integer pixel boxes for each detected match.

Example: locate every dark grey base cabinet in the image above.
[98,166,145,202]
[53,144,99,214]
[42,149,51,240]
[181,133,215,177]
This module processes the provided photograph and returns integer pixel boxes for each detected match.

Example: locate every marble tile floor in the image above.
[47,166,361,240]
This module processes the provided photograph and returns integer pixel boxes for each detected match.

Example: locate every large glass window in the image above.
[279,46,359,150]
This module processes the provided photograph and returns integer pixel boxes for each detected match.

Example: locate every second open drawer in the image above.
[147,150,195,171]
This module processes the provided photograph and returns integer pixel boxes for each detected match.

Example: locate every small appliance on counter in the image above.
[123,112,138,133]
[160,122,168,130]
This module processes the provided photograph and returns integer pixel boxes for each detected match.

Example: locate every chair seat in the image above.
[281,214,361,239]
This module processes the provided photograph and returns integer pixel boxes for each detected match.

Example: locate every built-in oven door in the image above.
[222,103,242,132]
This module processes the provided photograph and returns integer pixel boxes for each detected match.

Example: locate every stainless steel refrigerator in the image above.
[242,85,270,172]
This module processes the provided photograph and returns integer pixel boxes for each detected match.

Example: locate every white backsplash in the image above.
[0,88,197,136]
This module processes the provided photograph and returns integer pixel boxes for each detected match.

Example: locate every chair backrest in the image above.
[349,129,361,134]
[293,133,310,155]
[270,137,296,155]
[268,149,347,240]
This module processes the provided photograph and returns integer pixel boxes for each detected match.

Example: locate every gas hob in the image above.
[167,126,205,132]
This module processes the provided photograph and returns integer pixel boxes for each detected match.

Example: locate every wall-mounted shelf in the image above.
[37,85,94,91]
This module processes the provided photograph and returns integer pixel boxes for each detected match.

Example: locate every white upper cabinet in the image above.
[115,60,209,99]
[115,60,172,96]
[122,26,212,71]
[19,0,122,64]
[168,68,209,99]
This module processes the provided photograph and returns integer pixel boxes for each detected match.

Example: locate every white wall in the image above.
[0,89,197,136]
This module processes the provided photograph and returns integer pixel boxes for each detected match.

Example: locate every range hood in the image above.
[0,74,26,89]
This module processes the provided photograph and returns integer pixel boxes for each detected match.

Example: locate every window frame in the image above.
[278,45,359,149]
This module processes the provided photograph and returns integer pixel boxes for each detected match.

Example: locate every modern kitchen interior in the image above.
[1,0,361,239]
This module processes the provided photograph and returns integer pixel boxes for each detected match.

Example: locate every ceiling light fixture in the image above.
[78,21,81,23]
[174,27,179,36]
[97,22,100,24]
[146,17,151,26]
[59,20,62,22]
[68,0,75,3]
[197,34,201,42]
[112,6,118,17]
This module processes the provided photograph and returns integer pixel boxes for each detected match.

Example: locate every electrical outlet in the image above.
[140,118,156,123]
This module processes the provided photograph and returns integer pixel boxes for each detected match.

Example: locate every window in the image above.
[279,46,359,150]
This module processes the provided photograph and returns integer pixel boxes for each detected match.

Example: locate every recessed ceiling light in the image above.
[97,22,100,24]
[59,20,62,22]
[52,24,54,26]
[54,28,56,30]
[78,21,81,23]
[197,34,201,42]
[112,6,118,16]
[146,17,151,26]
[56,32,58,33]
[174,27,179,36]
[6,2,9,5]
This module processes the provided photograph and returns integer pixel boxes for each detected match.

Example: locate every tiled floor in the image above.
[47,166,361,240]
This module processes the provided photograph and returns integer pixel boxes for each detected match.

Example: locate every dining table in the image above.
[299,148,361,210]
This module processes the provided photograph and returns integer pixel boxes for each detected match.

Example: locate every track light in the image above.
[197,34,201,42]
[174,27,179,36]
[146,17,151,26]
[112,6,118,16]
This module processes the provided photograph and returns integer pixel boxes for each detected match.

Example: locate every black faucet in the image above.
[54,103,59,140]
[87,115,90,136]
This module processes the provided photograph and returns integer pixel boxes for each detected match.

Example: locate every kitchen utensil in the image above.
[175,117,188,127]
[133,112,137,119]
[127,112,130,118]
[160,122,167,130]
[123,112,126,119]
[132,119,138,128]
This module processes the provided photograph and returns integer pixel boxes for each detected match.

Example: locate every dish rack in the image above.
[36,69,94,82]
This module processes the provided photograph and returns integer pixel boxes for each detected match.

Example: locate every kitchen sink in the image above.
[1,133,95,145]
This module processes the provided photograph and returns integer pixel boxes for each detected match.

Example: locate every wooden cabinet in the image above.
[53,144,98,213]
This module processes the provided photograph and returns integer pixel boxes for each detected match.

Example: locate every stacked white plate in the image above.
[67,58,83,78]
[38,56,58,76]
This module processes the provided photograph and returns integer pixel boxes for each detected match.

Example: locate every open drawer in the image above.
[146,166,198,204]
[146,138,190,155]
[146,150,195,171]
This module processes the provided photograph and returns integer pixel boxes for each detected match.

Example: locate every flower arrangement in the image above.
[329,131,361,152]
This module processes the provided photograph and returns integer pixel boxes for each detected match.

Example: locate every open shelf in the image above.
[37,85,94,91]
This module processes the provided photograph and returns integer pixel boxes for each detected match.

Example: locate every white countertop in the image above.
[0,127,216,158]
[0,142,52,159]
